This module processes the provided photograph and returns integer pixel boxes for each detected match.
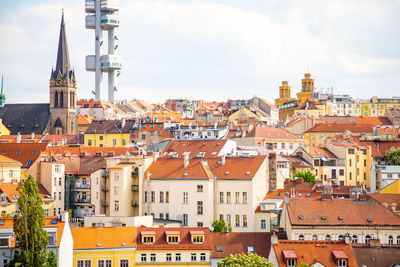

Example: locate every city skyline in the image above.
[0,0,399,104]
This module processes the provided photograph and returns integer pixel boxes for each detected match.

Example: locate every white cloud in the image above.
[0,0,399,104]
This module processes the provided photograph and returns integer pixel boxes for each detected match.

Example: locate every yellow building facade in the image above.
[84,132,130,147]
[353,97,400,117]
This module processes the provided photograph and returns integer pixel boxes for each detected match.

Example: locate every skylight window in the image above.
[338,216,343,220]
[298,215,304,219]
[247,246,254,252]
[321,216,327,220]
[298,193,303,197]
[306,193,311,197]
[216,246,223,252]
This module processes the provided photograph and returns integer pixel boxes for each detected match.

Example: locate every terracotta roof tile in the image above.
[308,147,337,158]
[162,140,228,158]
[210,232,271,258]
[247,126,303,140]
[273,240,357,267]
[305,123,374,133]
[72,226,136,249]
[287,198,400,226]
[46,146,138,157]
[0,143,48,168]
[136,227,211,251]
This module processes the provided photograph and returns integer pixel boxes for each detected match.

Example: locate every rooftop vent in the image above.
[183,173,188,177]
[367,218,373,223]
[298,215,304,219]
[338,216,343,220]
[121,243,127,246]
[245,171,251,175]
[225,171,229,175]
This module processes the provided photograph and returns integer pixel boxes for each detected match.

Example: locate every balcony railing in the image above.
[131,185,139,191]
[73,198,90,204]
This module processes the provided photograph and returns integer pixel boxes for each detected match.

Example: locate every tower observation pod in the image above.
[85,0,121,102]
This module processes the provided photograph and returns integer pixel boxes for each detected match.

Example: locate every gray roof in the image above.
[85,120,137,134]
[351,246,400,267]
[0,104,50,134]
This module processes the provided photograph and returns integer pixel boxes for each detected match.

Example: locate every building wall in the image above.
[40,161,65,216]
[73,248,136,267]
[135,250,211,266]
[84,133,130,147]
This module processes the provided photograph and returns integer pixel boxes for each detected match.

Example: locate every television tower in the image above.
[85,0,121,102]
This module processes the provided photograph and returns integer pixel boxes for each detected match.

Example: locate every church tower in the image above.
[49,11,77,135]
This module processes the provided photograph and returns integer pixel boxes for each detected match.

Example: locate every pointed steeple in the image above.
[0,74,5,108]
[55,10,71,77]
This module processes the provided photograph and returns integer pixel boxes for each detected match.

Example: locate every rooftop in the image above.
[72,226,136,249]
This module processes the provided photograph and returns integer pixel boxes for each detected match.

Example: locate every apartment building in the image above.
[136,227,212,266]
[280,194,400,244]
[143,155,269,232]
[0,155,22,183]
[0,213,73,266]
[72,226,136,267]
[325,136,372,187]
[84,119,135,147]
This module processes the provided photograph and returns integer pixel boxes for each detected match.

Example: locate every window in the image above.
[192,235,204,243]
[191,253,197,261]
[219,192,224,203]
[197,201,203,215]
[168,236,179,243]
[114,201,119,211]
[58,177,62,186]
[350,172,352,180]
[151,191,155,202]
[141,254,147,262]
[122,139,126,146]
[243,192,247,204]
[338,235,344,241]
[281,143,285,149]
[114,186,119,195]
[352,235,358,243]
[287,259,296,267]
[261,219,266,229]
[77,260,91,267]
[159,213,164,219]
[114,172,119,181]
[325,235,331,241]
[226,192,231,203]
[364,159,367,167]
[45,209,49,216]
[364,172,366,180]
[150,254,156,262]
[397,235,400,245]
[166,213,169,220]
[388,235,394,244]
[166,253,172,262]
[312,235,318,240]
[365,235,371,244]
[141,134,146,140]
[183,192,188,204]
[58,192,62,200]
[338,259,347,267]
[298,234,304,240]
[55,165,60,173]
[235,215,240,227]
[166,191,169,203]
[143,236,154,244]
[348,149,355,154]
[144,191,148,203]
[183,214,188,226]
[235,192,240,203]
[99,136,104,140]
[339,169,345,176]
[197,222,203,227]
[200,253,206,261]
[54,178,57,186]
[175,253,181,261]
[243,215,247,227]
[160,191,164,203]
[88,140,92,146]
[349,159,352,167]
[197,185,203,192]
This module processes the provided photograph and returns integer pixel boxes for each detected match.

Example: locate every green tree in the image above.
[211,220,232,232]
[10,175,50,266]
[299,263,309,267]
[292,170,316,182]
[45,251,57,267]
[387,147,400,165]
[217,252,275,267]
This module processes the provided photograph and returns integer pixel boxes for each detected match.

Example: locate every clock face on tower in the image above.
[56,78,62,86]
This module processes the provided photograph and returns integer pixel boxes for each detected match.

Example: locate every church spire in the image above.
[0,74,5,108]
[55,10,71,77]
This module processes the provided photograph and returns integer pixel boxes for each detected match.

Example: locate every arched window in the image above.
[60,91,64,108]
[388,236,393,244]
[365,235,371,244]
[298,235,304,241]
[325,235,331,241]
[312,235,318,241]
[352,235,358,243]
[397,235,400,245]
[338,235,344,241]
[54,91,58,108]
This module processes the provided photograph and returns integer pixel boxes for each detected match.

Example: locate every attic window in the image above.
[276,192,281,196]
[246,171,251,175]
[367,218,373,223]
[298,193,303,197]
[26,161,33,166]
[32,151,36,155]
[306,193,311,197]
[298,215,304,219]
[97,243,102,247]
[321,216,327,220]
[16,151,20,156]
[225,171,229,175]
[338,216,343,220]
[51,219,58,224]
[1,152,5,155]
[216,246,223,252]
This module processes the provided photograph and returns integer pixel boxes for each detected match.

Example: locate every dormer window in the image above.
[166,231,180,244]
[141,231,156,244]
[190,231,204,244]
[338,259,347,267]
[282,249,297,267]
[332,250,348,267]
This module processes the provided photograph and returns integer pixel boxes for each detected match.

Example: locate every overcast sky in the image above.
[0,0,399,104]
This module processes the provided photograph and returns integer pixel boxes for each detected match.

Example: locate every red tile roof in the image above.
[308,147,337,158]
[162,139,228,158]
[355,140,400,157]
[286,198,400,226]
[145,156,266,180]
[247,127,303,140]
[0,143,48,168]
[210,232,271,259]
[305,123,374,133]
[136,227,211,251]
[46,146,139,157]
[273,240,357,267]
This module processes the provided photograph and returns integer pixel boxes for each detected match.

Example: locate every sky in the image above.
[0,0,399,104]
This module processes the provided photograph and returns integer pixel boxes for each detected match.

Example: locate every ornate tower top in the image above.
[51,11,74,81]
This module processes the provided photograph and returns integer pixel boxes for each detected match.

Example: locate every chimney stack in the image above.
[121,118,126,128]
[17,132,21,143]
[31,132,35,139]
[184,154,189,168]
[221,155,226,166]
[271,232,278,245]
[153,152,159,162]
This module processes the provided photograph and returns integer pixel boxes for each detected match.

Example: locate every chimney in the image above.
[344,233,351,244]
[153,152,159,162]
[284,192,289,205]
[95,151,103,157]
[184,154,189,168]
[62,211,69,222]
[221,155,226,166]
[80,151,86,157]
[17,132,21,143]
[121,118,126,128]
[31,132,35,139]
[271,232,278,245]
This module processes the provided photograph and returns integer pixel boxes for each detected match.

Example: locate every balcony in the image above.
[85,0,95,13]
[131,200,138,207]
[72,184,90,191]
[85,15,95,29]
[100,14,120,29]
[73,199,91,205]
[131,185,139,191]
